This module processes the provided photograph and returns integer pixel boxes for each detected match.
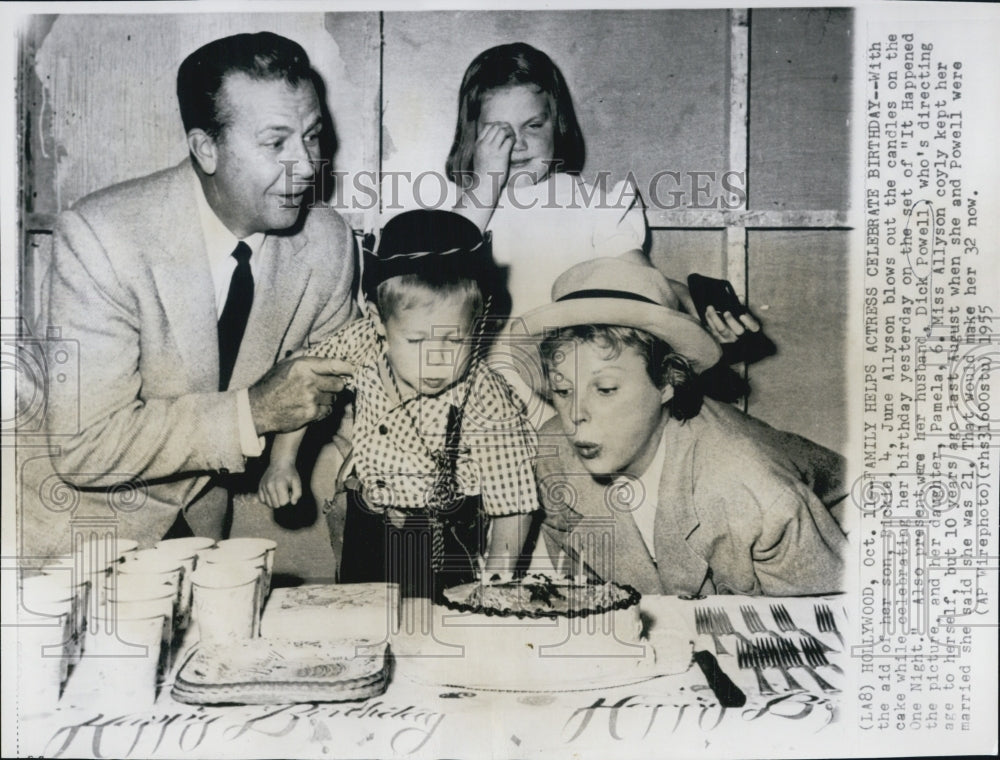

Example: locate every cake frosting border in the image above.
[440,577,642,621]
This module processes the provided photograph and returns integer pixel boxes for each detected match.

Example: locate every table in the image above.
[15,593,847,759]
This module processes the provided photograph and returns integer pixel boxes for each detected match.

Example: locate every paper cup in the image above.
[115,598,175,678]
[43,536,136,626]
[120,549,192,629]
[199,545,269,617]
[40,558,107,637]
[154,536,216,558]
[105,573,177,648]
[213,538,276,607]
[215,538,276,571]
[17,610,72,716]
[21,574,81,667]
[107,572,178,604]
[20,573,77,619]
[191,563,262,643]
[19,575,76,695]
[84,606,167,710]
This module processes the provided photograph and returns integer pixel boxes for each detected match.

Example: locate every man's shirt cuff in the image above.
[237,388,265,458]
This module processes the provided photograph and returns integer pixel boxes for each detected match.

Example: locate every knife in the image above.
[693,649,746,707]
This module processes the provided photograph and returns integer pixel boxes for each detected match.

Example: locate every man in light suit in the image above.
[36,33,356,551]
[522,258,848,596]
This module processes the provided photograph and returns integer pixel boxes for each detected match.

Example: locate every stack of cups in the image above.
[40,538,139,640]
[37,561,92,666]
[84,588,172,712]
[191,538,276,645]
[215,538,277,610]
[153,536,217,633]
[18,538,139,715]
[108,568,180,674]
[17,574,77,715]
[120,549,191,633]
[79,537,218,711]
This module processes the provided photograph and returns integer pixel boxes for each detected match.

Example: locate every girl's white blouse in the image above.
[485,173,647,318]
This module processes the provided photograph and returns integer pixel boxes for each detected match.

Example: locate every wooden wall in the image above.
[19,9,852,451]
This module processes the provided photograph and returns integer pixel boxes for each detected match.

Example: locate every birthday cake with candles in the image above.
[393,575,690,690]
[445,573,640,620]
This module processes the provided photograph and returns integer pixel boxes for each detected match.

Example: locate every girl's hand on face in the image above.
[473,122,515,198]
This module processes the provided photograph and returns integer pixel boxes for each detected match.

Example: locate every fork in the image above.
[814,603,845,649]
[771,603,835,653]
[737,640,776,696]
[710,607,755,647]
[770,604,795,632]
[758,638,805,691]
[801,635,845,676]
[740,604,781,638]
[695,607,729,655]
[740,604,765,634]
[786,639,839,693]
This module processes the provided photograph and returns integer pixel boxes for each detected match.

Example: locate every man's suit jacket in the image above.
[536,399,848,596]
[34,160,356,551]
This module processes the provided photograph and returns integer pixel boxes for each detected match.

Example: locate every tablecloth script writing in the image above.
[561,691,835,744]
[37,688,838,759]
[42,701,446,759]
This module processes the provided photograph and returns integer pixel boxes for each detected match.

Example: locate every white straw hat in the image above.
[518,258,722,372]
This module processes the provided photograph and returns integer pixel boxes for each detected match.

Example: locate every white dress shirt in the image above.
[193,175,266,458]
[615,429,667,563]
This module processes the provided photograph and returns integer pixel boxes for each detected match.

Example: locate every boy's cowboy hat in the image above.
[361,210,496,300]
[518,258,722,372]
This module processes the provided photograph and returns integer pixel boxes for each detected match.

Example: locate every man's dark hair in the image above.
[539,324,704,421]
[177,32,313,139]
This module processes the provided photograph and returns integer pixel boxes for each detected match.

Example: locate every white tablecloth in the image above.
[17,593,847,759]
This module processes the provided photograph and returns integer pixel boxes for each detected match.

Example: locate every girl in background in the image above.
[446,42,756,342]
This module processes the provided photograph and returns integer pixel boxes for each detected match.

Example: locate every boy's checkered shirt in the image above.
[305,318,539,516]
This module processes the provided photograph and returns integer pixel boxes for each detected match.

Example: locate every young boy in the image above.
[260,210,537,598]
[521,258,847,596]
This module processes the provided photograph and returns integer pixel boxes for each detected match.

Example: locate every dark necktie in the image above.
[217,241,254,391]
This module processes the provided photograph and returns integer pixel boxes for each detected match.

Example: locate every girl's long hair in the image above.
[446,43,585,187]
